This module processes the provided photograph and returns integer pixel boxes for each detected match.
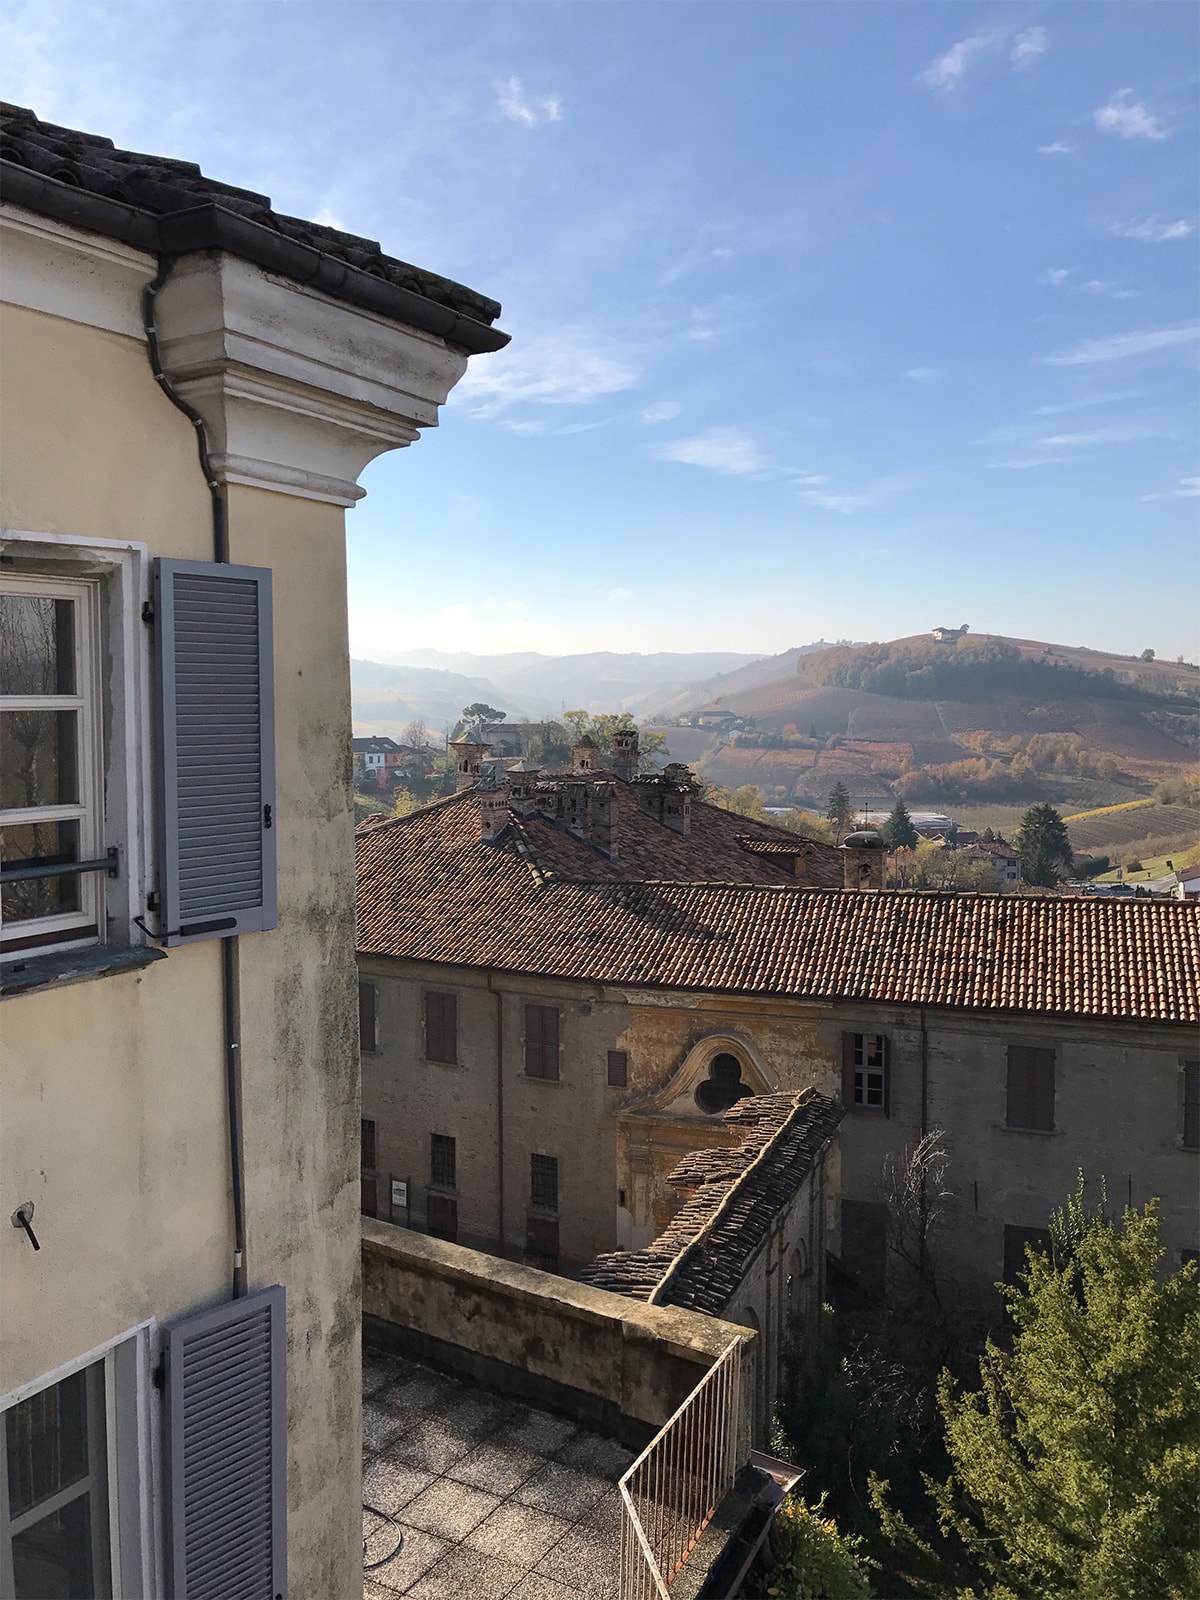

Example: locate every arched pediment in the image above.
[625,1031,778,1122]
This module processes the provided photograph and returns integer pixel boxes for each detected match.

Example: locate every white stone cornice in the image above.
[0,202,154,338]
[154,253,469,507]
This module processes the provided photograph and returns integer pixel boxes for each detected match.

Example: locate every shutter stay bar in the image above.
[1,847,120,883]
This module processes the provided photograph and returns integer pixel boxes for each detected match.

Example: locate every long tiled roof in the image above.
[1,104,506,350]
[354,790,1200,1022]
[580,1091,844,1315]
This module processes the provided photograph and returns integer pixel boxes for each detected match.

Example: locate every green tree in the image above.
[1015,802,1074,887]
[909,852,1000,893]
[882,798,919,851]
[827,781,853,841]
[453,702,507,740]
[872,1201,1200,1599]
[708,783,769,821]
[747,1494,872,1599]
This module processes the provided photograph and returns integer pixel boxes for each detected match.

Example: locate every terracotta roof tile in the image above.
[580,1091,844,1315]
[355,790,1200,1023]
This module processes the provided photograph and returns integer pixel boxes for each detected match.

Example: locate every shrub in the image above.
[753,1495,872,1600]
[1126,858,1144,872]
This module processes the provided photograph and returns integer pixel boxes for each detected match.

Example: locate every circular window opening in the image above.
[695,1052,754,1115]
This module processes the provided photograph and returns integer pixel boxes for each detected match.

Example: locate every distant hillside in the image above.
[651,641,857,719]
[351,659,534,738]
[692,632,1200,837]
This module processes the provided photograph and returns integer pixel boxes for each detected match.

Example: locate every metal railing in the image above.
[618,1336,743,1600]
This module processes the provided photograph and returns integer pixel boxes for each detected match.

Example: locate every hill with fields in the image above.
[688,632,1199,861]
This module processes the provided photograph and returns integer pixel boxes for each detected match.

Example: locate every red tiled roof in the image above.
[581,1091,844,1314]
[355,791,1200,1023]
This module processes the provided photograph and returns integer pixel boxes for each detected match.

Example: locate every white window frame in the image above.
[0,1320,160,1599]
[852,1032,888,1110]
[1,531,152,963]
[1,572,104,955]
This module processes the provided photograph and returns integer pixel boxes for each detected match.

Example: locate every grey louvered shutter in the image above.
[155,559,276,945]
[166,1286,287,1600]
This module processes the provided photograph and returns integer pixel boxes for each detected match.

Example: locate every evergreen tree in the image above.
[883,798,919,851]
[1015,802,1074,886]
[872,1201,1200,1599]
[826,781,853,841]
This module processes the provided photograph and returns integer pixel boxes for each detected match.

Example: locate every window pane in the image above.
[1,820,81,926]
[5,1369,88,1518]
[0,710,79,809]
[0,595,75,696]
[12,1492,101,1599]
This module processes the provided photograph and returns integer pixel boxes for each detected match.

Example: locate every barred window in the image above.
[430,1133,457,1190]
[530,1152,558,1213]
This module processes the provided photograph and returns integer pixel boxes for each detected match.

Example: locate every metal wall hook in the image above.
[11,1202,40,1251]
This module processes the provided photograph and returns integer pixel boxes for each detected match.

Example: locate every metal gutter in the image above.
[0,163,510,355]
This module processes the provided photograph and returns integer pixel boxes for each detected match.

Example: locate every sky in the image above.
[4,0,1198,662]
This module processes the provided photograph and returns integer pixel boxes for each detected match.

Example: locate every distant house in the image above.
[352,735,424,787]
[696,707,740,728]
[1174,865,1200,901]
[931,623,969,642]
[959,839,1022,884]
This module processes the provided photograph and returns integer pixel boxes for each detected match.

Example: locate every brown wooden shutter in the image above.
[840,1199,887,1297]
[1006,1046,1029,1127]
[840,1033,856,1108]
[360,1175,377,1217]
[1184,1061,1200,1150]
[1027,1049,1055,1131]
[442,994,457,1064]
[1004,1224,1051,1284]
[526,1213,559,1266]
[543,1008,559,1080]
[359,981,377,1053]
[425,992,457,1064]
[881,1035,892,1116]
[426,1193,458,1242]
[607,1050,628,1087]
[524,1003,543,1077]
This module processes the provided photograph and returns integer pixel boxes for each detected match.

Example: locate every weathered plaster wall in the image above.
[826,1005,1199,1323]
[1,298,360,1597]
[361,1219,755,1448]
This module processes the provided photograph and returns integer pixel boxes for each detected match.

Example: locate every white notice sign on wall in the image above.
[391,1179,408,1209]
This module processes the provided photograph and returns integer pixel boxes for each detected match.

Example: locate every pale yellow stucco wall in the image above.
[1,299,360,1597]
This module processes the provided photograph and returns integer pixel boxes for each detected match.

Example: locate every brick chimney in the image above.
[633,765,695,838]
[591,782,617,859]
[449,738,489,793]
[507,759,541,809]
[841,829,887,891]
[480,782,510,844]
[573,735,597,773]
[612,727,639,783]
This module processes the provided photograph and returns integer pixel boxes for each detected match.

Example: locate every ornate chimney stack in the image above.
[507,759,541,810]
[573,735,597,773]
[479,780,511,844]
[590,781,618,859]
[448,737,490,793]
[841,829,887,891]
[612,727,639,783]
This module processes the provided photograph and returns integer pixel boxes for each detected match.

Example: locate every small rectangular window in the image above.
[430,1133,457,1191]
[359,981,378,1053]
[1004,1224,1052,1284]
[525,1004,560,1081]
[1007,1046,1055,1131]
[1183,1061,1199,1151]
[424,991,458,1065]
[530,1152,559,1212]
[841,1032,889,1113]
[426,1193,458,1243]
[607,1049,628,1088]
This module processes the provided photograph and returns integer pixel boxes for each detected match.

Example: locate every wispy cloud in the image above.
[903,367,946,384]
[1033,391,1142,415]
[1038,268,1136,299]
[456,325,638,415]
[1038,141,1072,155]
[1143,476,1200,501]
[1044,325,1199,366]
[496,76,562,128]
[1110,217,1193,242]
[653,427,766,475]
[1011,27,1048,67]
[606,586,634,601]
[1093,89,1167,141]
[641,401,682,423]
[918,31,998,91]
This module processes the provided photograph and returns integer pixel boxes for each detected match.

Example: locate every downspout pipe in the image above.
[143,257,246,1299]
[487,972,505,1257]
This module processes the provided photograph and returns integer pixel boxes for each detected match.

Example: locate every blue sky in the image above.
[5,1,1197,660]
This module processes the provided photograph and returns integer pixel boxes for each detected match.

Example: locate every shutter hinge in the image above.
[263,804,273,830]
[152,1356,165,1393]
[141,601,155,626]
